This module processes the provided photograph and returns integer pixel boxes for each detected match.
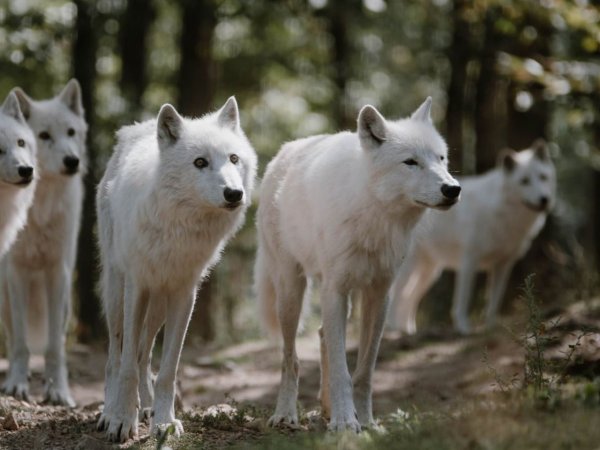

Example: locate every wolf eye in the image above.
[17,139,25,147]
[403,158,418,166]
[230,154,239,164]
[539,174,548,181]
[521,177,530,185]
[39,131,51,140]
[194,157,209,169]
[68,128,75,137]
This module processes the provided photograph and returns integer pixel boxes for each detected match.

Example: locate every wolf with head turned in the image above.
[256,98,461,432]
[0,80,87,407]
[0,91,37,260]
[388,140,557,335]
[96,97,257,442]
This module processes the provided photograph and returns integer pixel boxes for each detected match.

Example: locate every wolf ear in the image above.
[11,88,33,120]
[217,96,240,132]
[59,79,84,116]
[498,148,518,172]
[157,104,184,145]
[532,138,550,161]
[358,105,387,150]
[411,97,433,123]
[2,91,27,124]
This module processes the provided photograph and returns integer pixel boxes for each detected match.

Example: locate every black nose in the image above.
[540,196,549,208]
[441,184,461,199]
[18,166,33,179]
[63,156,80,171]
[223,187,243,203]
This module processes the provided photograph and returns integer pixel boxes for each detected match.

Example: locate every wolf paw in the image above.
[139,407,152,424]
[1,379,30,402]
[153,419,183,439]
[328,412,361,433]
[107,413,138,443]
[96,412,111,432]
[43,385,75,407]
[268,411,299,428]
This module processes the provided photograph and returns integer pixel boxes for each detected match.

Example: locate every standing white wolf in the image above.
[96,97,257,442]
[256,98,461,432]
[389,140,556,335]
[0,91,37,259]
[0,80,87,406]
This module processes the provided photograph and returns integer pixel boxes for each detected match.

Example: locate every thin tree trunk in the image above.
[73,0,103,342]
[118,0,156,117]
[177,0,217,342]
[445,0,470,173]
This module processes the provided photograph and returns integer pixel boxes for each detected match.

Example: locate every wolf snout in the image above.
[441,183,461,200]
[223,187,244,206]
[63,156,80,174]
[17,165,34,184]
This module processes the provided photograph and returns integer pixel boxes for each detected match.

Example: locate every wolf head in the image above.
[0,91,37,188]
[13,79,88,179]
[156,96,257,211]
[358,97,460,211]
[498,140,556,212]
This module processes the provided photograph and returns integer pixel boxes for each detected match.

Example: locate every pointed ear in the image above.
[498,148,518,172]
[532,138,550,161]
[217,96,240,132]
[157,103,184,145]
[2,91,26,124]
[357,105,387,150]
[411,97,433,123]
[11,88,32,120]
[59,79,84,116]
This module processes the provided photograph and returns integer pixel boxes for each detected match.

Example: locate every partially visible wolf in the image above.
[0,91,37,259]
[256,98,460,432]
[0,80,87,406]
[389,140,556,335]
[96,98,257,442]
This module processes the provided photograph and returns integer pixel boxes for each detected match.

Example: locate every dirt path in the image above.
[0,321,529,449]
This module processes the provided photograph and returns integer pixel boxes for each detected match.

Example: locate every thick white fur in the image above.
[256,98,460,432]
[0,80,87,406]
[96,97,257,443]
[389,141,557,335]
[0,92,37,259]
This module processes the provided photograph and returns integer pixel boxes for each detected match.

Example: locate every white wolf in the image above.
[96,97,257,442]
[256,98,461,432]
[0,80,87,406]
[389,140,556,335]
[0,91,37,259]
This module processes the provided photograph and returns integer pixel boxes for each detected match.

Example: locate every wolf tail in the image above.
[255,245,280,340]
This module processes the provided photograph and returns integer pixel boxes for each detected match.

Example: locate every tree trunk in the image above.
[177,0,217,342]
[445,0,470,173]
[118,0,156,118]
[72,0,104,342]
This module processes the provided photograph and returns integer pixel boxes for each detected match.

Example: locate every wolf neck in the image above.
[28,174,79,226]
[0,186,30,257]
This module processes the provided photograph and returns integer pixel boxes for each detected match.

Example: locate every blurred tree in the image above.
[119,0,156,118]
[73,0,104,342]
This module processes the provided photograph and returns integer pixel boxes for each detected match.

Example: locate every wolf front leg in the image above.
[151,288,195,439]
[107,279,149,443]
[451,257,477,335]
[353,283,390,427]
[321,282,360,433]
[1,262,31,401]
[44,263,75,407]
[484,261,514,328]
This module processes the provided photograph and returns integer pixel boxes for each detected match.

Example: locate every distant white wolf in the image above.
[388,140,556,335]
[0,80,87,407]
[0,91,37,259]
[256,98,460,432]
[96,98,257,442]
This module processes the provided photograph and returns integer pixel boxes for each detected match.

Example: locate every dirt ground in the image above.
[0,299,598,449]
